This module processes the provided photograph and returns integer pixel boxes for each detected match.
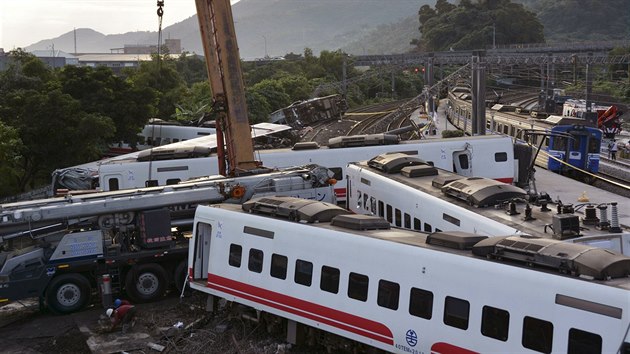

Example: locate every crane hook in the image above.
[157,1,164,18]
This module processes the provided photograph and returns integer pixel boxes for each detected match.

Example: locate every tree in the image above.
[416,0,544,51]
[127,55,188,120]
[58,65,155,147]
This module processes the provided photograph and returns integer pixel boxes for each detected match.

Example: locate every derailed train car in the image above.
[269,94,347,128]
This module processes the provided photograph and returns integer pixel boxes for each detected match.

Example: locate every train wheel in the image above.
[125,263,168,302]
[46,273,91,314]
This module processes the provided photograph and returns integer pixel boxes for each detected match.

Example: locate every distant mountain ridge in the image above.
[26,0,428,57]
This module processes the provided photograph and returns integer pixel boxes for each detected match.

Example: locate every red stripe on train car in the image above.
[207,273,393,345]
[495,177,513,184]
[431,342,478,354]
[334,188,347,198]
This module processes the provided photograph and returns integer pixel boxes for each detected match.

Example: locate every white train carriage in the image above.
[188,196,630,353]
[97,134,527,200]
[346,153,630,251]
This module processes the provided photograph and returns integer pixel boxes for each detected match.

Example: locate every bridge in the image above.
[350,40,630,66]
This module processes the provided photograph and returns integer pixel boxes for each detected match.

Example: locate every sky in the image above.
[0,0,240,50]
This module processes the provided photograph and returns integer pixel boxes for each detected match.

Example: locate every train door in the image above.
[566,132,587,170]
[192,221,213,280]
[100,173,124,191]
[453,149,472,176]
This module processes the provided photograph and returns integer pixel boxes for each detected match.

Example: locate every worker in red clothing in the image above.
[106,304,137,333]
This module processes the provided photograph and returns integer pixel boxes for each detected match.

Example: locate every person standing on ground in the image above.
[610,139,618,160]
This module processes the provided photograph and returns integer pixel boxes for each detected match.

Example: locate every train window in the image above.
[522,316,553,353]
[443,213,460,227]
[481,306,509,341]
[553,137,567,151]
[544,137,549,148]
[386,205,393,223]
[357,191,362,209]
[568,328,602,354]
[395,209,402,227]
[413,218,421,231]
[228,244,242,268]
[270,254,288,279]
[370,197,377,214]
[404,213,411,229]
[145,180,159,187]
[510,126,516,136]
[107,178,120,191]
[173,138,179,143]
[444,296,470,330]
[294,259,313,287]
[409,288,433,319]
[424,223,432,232]
[572,137,580,151]
[248,248,264,273]
[458,154,469,170]
[436,228,442,232]
[588,138,599,154]
[494,152,507,162]
[503,125,508,135]
[329,167,343,181]
[348,272,369,302]
[146,137,153,146]
[378,201,385,218]
[363,193,369,210]
[531,135,538,145]
[166,178,181,185]
[377,280,400,310]
[320,266,340,294]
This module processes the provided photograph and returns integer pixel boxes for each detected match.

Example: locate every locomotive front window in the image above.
[588,138,600,153]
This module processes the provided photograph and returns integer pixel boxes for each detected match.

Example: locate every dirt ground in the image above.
[0,292,312,354]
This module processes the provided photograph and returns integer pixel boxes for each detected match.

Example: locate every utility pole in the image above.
[471,50,486,135]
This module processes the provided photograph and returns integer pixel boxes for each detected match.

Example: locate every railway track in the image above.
[300,100,409,145]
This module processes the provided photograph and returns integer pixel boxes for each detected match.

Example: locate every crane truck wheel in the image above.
[46,273,91,314]
[125,263,168,303]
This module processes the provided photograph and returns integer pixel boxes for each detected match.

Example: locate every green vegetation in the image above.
[0,49,424,197]
[414,0,544,51]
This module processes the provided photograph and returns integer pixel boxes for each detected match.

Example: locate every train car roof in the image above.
[348,159,627,242]
[206,200,630,286]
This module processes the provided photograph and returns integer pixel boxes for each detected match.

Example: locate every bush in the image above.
[442,130,464,138]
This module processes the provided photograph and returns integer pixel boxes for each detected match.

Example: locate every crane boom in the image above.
[195,0,259,175]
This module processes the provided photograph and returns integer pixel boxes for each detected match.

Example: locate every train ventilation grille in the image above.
[242,196,349,223]
[472,236,630,280]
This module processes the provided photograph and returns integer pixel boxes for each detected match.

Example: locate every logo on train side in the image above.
[406,329,418,347]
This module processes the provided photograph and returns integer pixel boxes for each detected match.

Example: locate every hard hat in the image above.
[106,308,114,317]
[114,299,122,308]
